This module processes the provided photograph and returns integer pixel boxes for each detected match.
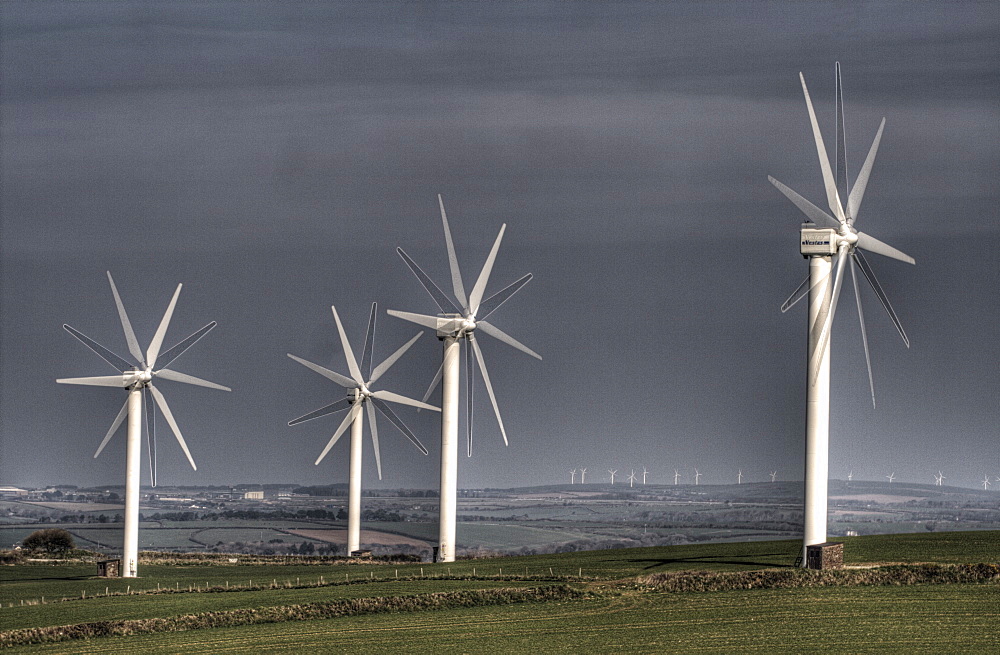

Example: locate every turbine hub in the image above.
[461,318,476,333]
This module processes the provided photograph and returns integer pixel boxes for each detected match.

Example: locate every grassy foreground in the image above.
[1,531,998,652]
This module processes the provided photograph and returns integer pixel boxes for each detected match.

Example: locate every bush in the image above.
[22,528,75,554]
[0,549,26,564]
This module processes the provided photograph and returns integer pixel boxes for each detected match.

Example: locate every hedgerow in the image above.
[0,585,587,648]
[639,563,1000,592]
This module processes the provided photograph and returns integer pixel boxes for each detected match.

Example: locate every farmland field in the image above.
[1,531,997,652]
[10,584,996,654]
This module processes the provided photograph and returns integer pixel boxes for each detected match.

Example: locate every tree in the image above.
[22,528,75,554]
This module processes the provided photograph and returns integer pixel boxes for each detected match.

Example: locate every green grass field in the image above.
[1,531,997,652]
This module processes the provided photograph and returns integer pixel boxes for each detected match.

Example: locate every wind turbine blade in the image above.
[477,273,532,322]
[476,321,542,360]
[439,194,468,309]
[397,248,461,314]
[386,310,462,333]
[780,273,832,314]
[369,331,423,386]
[155,369,231,392]
[149,385,197,471]
[331,305,364,385]
[94,397,129,458]
[468,224,506,315]
[846,118,885,225]
[835,62,849,206]
[288,398,352,426]
[469,335,507,446]
[800,72,846,223]
[855,231,915,265]
[63,324,132,372]
[315,401,363,465]
[287,353,356,389]
[360,303,377,383]
[57,375,133,387]
[157,322,217,370]
[107,271,145,366]
[420,360,444,407]
[809,245,850,385]
[366,401,382,481]
[466,338,474,457]
[850,257,876,408]
[143,386,157,487]
[768,176,840,229]
[371,397,429,455]
[146,284,182,369]
[854,250,910,347]
[370,389,440,412]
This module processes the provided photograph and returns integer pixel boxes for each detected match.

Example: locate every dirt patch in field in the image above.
[22,501,124,512]
[286,529,430,548]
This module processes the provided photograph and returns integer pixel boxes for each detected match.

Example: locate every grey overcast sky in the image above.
[1,1,997,491]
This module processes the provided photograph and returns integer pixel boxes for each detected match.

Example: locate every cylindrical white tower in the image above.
[437,336,461,563]
[802,254,833,565]
[347,407,363,555]
[123,387,142,577]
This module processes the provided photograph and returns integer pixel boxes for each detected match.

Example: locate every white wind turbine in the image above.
[642,467,649,485]
[770,63,915,566]
[673,469,680,485]
[389,195,540,563]
[770,471,778,483]
[627,470,637,488]
[982,475,991,491]
[694,469,702,486]
[608,469,618,485]
[580,468,588,484]
[570,469,577,484]
[934,471,945,486]
[287,303,437,556]
[737,469,743,485]
[886,472,896,484]
[58,272,230,577]
[847,470,854,483]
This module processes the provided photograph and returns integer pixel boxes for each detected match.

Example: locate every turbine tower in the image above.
[570,469,577,484]
[627,470,637,488]
[58,272,230,577]
[769,63,915,567]
[389,195,540,562]
[694,469,702,486]
[580,467,588,484]
[642,467,649,485]
[287,303,436,556]
[608,469,618,485]
[673,469,680,485]
[737,469,743,485]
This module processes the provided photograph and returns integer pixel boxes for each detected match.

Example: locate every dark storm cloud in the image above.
[1,1,997,490]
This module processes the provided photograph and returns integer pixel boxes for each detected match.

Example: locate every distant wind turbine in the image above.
[886,472,896,484]
[570,469,577,485]
[694,469,702,486]
[673,469,680,485]
[770,471,778,483]
[737,469,743,485]
[847,470,853,482]
[982,475,991,491]
[627,470,637,488]
[642,467,648,485]
[608,469,618,485]
[580,468,587,484]
[934,471,944,486]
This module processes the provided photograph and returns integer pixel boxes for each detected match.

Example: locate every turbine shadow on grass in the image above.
[619,553,797,571]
